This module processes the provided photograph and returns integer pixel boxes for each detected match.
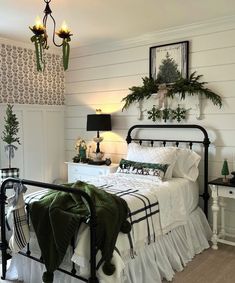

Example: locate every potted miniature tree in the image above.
[0,104,20,182]
[221,159,229,182]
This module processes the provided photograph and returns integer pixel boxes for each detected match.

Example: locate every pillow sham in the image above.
[117,159,169,179]
[126,143,178,179]
[173,148,201,181]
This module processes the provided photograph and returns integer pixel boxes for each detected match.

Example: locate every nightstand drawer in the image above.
[219,186,235,198]
[66,162,119,183]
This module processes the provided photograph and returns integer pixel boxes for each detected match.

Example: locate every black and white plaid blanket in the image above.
[24,174,161,258]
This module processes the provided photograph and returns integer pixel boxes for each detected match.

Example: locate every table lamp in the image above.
[86,113,112,162]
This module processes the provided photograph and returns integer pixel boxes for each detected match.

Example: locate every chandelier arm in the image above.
[42,14,49,49]
[49,13,63,47]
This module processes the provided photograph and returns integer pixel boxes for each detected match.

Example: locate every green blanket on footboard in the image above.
[29,181,131,283]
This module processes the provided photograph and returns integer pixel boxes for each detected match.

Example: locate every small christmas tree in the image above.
[1,104,20,168]
[221,159,229,182]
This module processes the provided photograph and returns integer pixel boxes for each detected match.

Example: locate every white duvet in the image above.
[71,173,199,281]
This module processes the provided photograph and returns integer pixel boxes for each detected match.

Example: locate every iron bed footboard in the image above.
[0,178,99,283]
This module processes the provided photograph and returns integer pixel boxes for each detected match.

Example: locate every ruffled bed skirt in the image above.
[6,207,212,283]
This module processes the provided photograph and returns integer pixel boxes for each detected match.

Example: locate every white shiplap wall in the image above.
[65,16,235,233]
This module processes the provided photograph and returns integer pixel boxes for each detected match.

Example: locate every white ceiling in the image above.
[1,0,235,48]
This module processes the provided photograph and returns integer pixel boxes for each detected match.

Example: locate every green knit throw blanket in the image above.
[29,181,131,283]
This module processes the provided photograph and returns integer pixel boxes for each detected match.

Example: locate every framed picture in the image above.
[149,41,189,84]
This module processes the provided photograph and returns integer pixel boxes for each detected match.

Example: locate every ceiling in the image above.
[1,0,235,48]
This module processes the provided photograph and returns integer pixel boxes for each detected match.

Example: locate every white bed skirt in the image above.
[6,207,212,283]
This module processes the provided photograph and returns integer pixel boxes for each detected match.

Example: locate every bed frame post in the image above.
[0,181,8,280]
[203,136,210,218]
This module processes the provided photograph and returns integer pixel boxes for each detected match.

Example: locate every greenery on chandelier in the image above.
[122,72,222,110]
[30,32,46,72]
[30,26,72,71]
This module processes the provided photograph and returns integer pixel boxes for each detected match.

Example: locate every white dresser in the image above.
[66,162,119,183]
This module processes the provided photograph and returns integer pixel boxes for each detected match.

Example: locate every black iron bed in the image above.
[0,124,210,283]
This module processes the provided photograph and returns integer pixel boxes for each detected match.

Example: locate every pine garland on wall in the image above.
[122,72,222,119]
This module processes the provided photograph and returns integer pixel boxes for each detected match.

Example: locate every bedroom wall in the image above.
[0,40,66,185]
[65,16,235,233]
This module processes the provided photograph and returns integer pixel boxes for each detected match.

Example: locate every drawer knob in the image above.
[229,190,233,194]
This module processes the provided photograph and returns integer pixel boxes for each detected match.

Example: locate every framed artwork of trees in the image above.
[149,41,189,84]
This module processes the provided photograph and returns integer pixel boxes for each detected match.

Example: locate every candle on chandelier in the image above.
[29,16,45,35]
[56,21,72,38]
[35,16,44,30]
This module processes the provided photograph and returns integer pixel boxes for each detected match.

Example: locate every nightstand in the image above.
[65,162,119,183]
[209,178,235,250]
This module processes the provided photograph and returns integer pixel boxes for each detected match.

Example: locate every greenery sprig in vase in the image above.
[1,104,20,168]
[122,72,222,111]
[73,138,87,163]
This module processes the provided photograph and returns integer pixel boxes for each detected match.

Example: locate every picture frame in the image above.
[149,41,189,84]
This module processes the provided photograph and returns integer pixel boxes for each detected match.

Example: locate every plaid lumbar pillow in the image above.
[117,159,169,179]
[7,183,29,253]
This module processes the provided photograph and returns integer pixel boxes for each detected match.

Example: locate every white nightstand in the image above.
[209,178,235,250]
[65,162,119,183]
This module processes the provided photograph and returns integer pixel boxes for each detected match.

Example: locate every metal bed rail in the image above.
[0,178,99,283]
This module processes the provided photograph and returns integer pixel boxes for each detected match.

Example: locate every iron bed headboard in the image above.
[126,124,210,218]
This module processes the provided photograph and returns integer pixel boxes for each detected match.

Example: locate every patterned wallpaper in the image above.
[0,43,65,105]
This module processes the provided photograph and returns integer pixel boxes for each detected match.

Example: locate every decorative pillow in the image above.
[173,148,201,181]
[117,159,169,179]
[126,143,178,179]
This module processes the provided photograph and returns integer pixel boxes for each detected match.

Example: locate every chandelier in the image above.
[29,0,72,71]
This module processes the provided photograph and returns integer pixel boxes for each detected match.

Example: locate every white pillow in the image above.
[173,148,201,181]
[126,143,178,179]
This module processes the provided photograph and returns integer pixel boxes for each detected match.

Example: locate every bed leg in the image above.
[0,189,8,280]
[0,241,7,279]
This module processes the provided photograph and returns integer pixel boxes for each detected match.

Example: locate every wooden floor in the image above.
[1,244,235,282]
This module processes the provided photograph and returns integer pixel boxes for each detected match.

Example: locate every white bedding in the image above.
[71,174,199,279]
[5,174,205,283]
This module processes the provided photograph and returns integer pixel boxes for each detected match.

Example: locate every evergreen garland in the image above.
[167,72,222,107]
[122,72,222,111]
[122,77,158,110]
